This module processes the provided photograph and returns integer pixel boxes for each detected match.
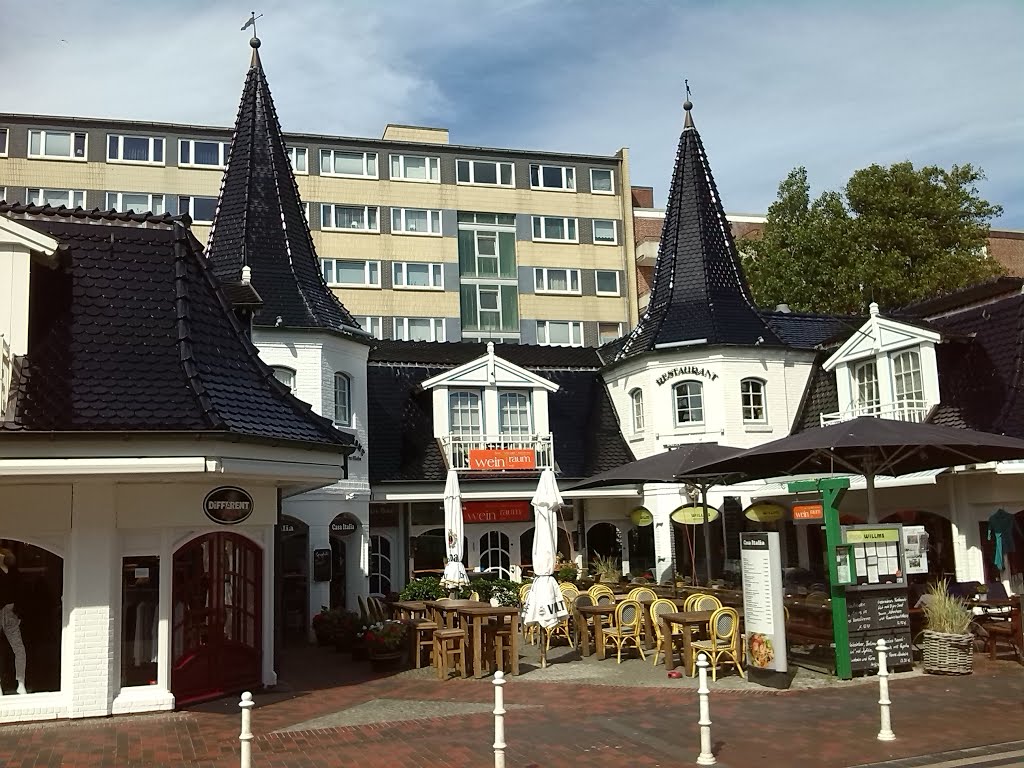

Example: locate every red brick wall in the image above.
[989,231,1024,277]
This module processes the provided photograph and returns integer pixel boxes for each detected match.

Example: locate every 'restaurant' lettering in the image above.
[656,366,718,385]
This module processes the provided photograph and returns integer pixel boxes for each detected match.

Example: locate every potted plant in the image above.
[364,620,409,667]
[921,580,975,675]
[555,553,578,584]
[312,606,333,646]
[590,555,621,584]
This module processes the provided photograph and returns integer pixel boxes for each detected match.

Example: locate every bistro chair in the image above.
[606,600,646,663]
[649,598,683,667]
[806,592,830,607]
[469,590,480,602]
[628,587,658,603]
[690,607,745,681]
[589,584,615,606]
[520,583,540,646]
[691,594,723,613]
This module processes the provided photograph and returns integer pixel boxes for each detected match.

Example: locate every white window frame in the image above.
[673,380,704,425]
[529,163,576,191]
[0,128,7,158]
[468,284,508,333]
[531,216,579,243]
[321,259,381,288]
[630,388,645,433]
[27,188,85,209]
[355,316,384,339]
[853,360,880,414]
[393,262,444,290]
[394,317,446,342]
[389,153,440,183]
[592,219,619,245]
[391,208,442,236]
[456,158,515,187]
[321,204,379,233]
[369,535,393,596]
[536,320,583,347]
[590,168,615,194]
[892,350,924,405]
[288,146,308,174]
[533,267,581,295]
[595,270,621,296]
[320,149,378,179]
[271,366,295,391]
[333,372,351,426]
[598,322,624,344]
[106,134,165,166]
[450,390,483,436]
[498,391,532,437]
[178,139,229,169]
[178,195,218,224]
[105,192,165,215]
[740,378,767,424]
[28,129,88,161]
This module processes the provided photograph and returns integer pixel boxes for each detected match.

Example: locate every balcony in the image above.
[0,335,11,412]
[441,433,554,472]
[820,399,930,427]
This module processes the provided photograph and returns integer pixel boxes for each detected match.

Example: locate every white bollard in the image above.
[493,671,506,768]
[876,639,895,742]
[239,691,254,768]
[696,653,716,765]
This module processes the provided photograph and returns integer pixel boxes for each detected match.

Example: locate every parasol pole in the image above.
[865,472,878,524]
[701,483,713,586]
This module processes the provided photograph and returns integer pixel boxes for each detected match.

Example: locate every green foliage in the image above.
[741,163,1004,314]
[555,553,578,583]
[590,555,621,582]
[923,580,974,635]
[400,576,444,601]
[399,576,523,606]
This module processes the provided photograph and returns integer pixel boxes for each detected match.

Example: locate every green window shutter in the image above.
[460,284,478,328]
[498,232,516,278]
[500,285,519,332]
[458,230,476,277]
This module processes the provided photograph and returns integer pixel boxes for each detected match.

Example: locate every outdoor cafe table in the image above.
[423,599,487,629]
[577,604,616,659]
[661,608,745,676]
[390,600,427,620]
[456,604,521,678]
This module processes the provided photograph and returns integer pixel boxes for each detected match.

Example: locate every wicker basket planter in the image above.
[922,630,974,675]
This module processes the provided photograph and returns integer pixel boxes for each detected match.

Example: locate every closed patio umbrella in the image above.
[524,468,569,669]
[440,469,469,593]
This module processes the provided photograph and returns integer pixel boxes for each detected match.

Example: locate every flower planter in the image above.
[922,629,974,675]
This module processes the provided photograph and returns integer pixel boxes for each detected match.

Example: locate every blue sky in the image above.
[2,0,1022,226]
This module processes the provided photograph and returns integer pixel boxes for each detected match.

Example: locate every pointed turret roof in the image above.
[207,37,363,335]
[615,100,781,360]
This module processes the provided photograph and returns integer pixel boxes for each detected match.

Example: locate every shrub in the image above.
[400,577,444,601]
[923,580,974,635]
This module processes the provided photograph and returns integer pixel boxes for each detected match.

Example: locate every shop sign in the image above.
[630,507,654,526]
[671,504,719,525]
[330,512,361,537]
[312,548,332,582]
[744,501,787,524]
[467,448,536,470]
[656,365,719,386]
[203,486,254,525]
[463,500,532,524]
[792,501,825,524]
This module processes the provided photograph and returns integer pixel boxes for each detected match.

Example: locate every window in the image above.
[369,536,392,596]
[630,388,645,432]
[593,219,618,245]
[534,268,580,294]
[333,372,351,426]
[457,223,517,279]
[393,262,444,289]
[391,208,442,235]
[599,322,624,344]
[272,366,295,391]
[390,154,439,182]
[460,284,519,334]
[673,381,704,424]
[321,259,380,287]
[499,392,532,437]
[355,316,383,339]
[288,146,308,174]
[537,320,583,347]
[0,128,7,157]
[105,192,165,215]
[178,139,229,168]
[321,149,377,178]
[854,360,880,413]
[457,212,517,226]
[741,379,767,423]
[532,216,578,243]
[107,134,164,165]
[479,531,512,579]
[590,168,614,194]
[394,317,445,342]
[28,129,87,160]
[449,391,482,436]
[178,195,218,224]
[893,350,924,406]
[121,555,159,687]
[595,270,621,296]
[456,159,514,187]
[529,164,575,191]
[321,204,379,232]
[27,188,85,208]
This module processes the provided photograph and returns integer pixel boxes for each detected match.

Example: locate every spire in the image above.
[615,96,780,360]
[207,36,362,334]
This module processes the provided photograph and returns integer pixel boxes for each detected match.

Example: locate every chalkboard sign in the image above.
[845,590,913,671]
[849,630,913,671]
[312,548,332,582]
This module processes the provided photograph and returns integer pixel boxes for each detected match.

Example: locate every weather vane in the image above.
[685,79,691,101]
[241,11,263,37]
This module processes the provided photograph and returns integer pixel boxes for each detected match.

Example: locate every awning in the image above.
[750,468,946,498]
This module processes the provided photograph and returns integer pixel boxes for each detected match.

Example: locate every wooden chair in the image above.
[357,595,370,625]
[572,592,595,649]
[409,617,438,669]
[690,607,745,681]
[649,598,683,666]
[434,627,468,680]
[606,600,646,663]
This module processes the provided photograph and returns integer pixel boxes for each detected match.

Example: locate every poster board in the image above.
[902,524,929,575]
[845,592,914,672]
[842,524,907,590]
[740,532,788,673]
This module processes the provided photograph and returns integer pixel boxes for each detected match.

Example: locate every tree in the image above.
[740,163,1004,314]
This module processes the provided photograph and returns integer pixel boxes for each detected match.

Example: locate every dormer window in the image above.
[854,361,880,413]
[498,392,531,436]
[449,391,482,437]
[893,350,924,415]
[673,381,704,425]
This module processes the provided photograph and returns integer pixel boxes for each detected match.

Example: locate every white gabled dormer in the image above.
[822,302,941,425]
[421,342,559,471]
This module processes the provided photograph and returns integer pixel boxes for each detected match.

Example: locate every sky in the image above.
[2,0,1022,226]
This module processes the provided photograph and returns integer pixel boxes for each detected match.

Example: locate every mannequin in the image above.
[0,548,27,695]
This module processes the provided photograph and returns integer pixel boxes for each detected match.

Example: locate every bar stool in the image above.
[434,627,467,680]
[409,617,438,669]
[485,615,515,673]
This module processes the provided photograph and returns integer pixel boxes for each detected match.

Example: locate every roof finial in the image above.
[683,79,694,129]
[241,11,263,48]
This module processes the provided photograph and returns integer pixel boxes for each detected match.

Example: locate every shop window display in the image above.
[121,557,159,687]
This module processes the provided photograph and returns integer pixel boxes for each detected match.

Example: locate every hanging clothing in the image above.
[988,508,1016,569]
[0,566,18,612]
[0,603,26,683]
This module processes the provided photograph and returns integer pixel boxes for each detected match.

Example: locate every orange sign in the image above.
[792,502,825,523]
[467,448,536,470]
[463,501,532,524]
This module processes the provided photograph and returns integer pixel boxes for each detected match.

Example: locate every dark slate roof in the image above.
[615,104,781,360]
[791,356,839,433]
[368,339,604,369]
[898,276,1024,319]
[760,311,864,350]
[206,39,363,336]
[0,204,352,450]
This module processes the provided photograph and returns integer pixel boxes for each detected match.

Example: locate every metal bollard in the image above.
[876,639,895,742]
[696,653,716,765]
[239,691,254,768]
[493,671,506,768]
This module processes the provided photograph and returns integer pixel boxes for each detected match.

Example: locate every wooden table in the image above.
[391,600,427,620]
[660,608,744,675]
[423,599,488,629]
[456,605,522,677]
[577,604,615,659]
[613,595,688,650]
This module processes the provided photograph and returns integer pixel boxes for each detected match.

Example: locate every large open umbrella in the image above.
[440,469,469,593]
[524,468,570,669]
[686,417,1024,521]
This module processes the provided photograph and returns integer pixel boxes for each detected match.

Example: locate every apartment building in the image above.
[0,116,637,347]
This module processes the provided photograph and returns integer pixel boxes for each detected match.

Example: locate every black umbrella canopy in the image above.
[568,442,746,491]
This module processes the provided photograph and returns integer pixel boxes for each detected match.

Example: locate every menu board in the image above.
[845,592,913,672]
[740,532,788,673]
[843,525,907,589]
